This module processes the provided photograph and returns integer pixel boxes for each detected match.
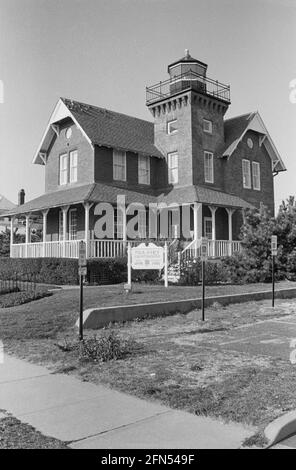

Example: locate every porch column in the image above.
[226,208,235,256]
[42,209,49,257]
[193,203,202,241]
[25,214,31,258]
[209,206,217,257]
[10,216,15,258]
[62,206,70,257]
[83,202,93,258]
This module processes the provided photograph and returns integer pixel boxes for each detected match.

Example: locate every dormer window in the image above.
[203,119,213,134]
[167,120,178,135]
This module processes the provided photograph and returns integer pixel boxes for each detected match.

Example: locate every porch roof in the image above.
[157,185,254,209]
[5,182,252,217]
[4,183,156,216]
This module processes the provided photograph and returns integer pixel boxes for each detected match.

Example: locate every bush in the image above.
[57,330,139,363]
[0,288,52,308]
[79,331,135,362]
[179,258,225,285]
[87,257,161,285]
[0,258,78,285]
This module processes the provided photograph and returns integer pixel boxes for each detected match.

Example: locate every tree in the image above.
[0,228,25,257]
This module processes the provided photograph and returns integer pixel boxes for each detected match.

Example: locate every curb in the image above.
[264,410,296,447]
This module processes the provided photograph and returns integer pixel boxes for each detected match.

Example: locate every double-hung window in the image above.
[242,159,251,188]
[69,150,78,183]
[138,155,150,185]
[252,162,261,190]
[204,151,214,183]
[69,209,78,240]
[59,154,68,185]
[113,150,126,181]
[168,152,178,184]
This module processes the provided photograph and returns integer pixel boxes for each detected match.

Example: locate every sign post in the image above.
[164,242,168,288]
[78,241,87,341]
[271,235,277,308]
[200,237,208,321]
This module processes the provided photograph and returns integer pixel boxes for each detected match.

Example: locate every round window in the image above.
[247,138,253,149]
[65,127,72,139]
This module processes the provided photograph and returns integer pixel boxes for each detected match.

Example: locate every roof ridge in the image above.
[224,112,255,122]
[61,97,153,126]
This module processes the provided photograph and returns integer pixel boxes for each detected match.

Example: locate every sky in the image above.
[0,0,295,210]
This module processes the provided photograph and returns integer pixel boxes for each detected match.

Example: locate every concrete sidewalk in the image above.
[0,354,253,449]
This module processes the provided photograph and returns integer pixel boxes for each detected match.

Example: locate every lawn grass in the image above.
[2,281,296,436]
[0,411,68,449]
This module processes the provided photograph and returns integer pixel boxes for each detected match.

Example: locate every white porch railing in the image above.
[182,239,241,260]
[11,239,127,259]
[11,239,242,260]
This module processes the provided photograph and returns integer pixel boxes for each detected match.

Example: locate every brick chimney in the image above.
[18,189,25,205]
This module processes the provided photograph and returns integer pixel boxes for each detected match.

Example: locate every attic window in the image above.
[203,119,213,134]
[65,127,72,139]
[167,120,178,135]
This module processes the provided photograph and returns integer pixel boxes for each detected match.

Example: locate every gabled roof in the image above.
[0,195,15,215]
[223,111,286,173]
[33,98,164,165]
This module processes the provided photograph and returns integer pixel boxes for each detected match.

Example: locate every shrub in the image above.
[87,257,160,285]
[57,330,138,363]
[0,258,78,285]
[0,288,52,308]
[179,258,225,285]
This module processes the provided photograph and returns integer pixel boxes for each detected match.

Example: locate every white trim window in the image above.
[168,152,178,184]
[138,155,150,185]
[167,119,178,135]
[113,149,126,181]
[59,154,68,185]
[204,151,214,183]
[242,159,251,188]
[58,210,64,241]
[69,209,78,240]
[203,119,213,134]
[69,150,78,183]
[252,161,261,190]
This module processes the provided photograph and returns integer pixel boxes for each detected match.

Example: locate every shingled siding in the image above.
[153,93,193,187]
[223,130,275,215]
[191,93,228,190]
[94,146,161,194]
[45,122,94,192]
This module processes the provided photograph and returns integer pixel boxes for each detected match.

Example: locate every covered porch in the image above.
[9,200,243,260]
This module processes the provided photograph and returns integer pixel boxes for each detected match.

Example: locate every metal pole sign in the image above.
[271,235,277,307]
[78,241,87,341]
[201,237,208,321]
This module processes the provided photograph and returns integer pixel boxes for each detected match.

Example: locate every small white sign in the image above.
[79,241,87,267]
[271,235,277,256]
[131,243,164,270]
[200,237,208,261]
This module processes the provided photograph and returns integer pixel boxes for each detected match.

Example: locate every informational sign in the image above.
[200,237,208,262]
[79,241,87,267]
[271,235,278,256]
[131,243,164,270]
[78,266,87,277]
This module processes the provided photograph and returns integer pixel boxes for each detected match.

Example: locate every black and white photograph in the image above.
[0,0,296,454]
